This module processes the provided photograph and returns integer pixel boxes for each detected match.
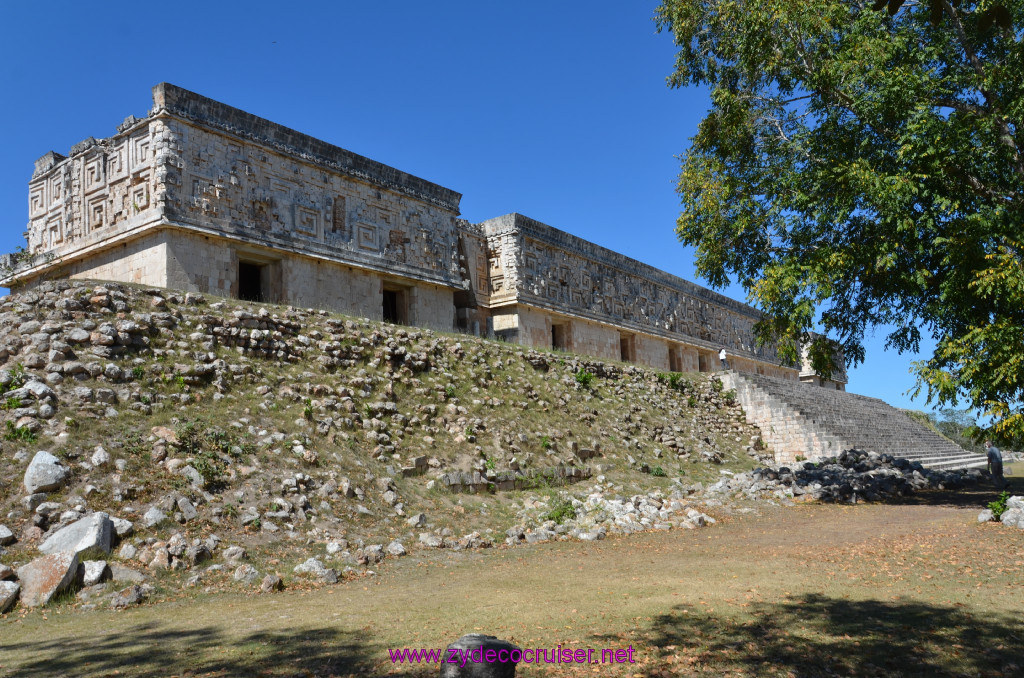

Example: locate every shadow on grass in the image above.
[617,594,1024,677]
[0,620,433,678]
[883,469,1024,509]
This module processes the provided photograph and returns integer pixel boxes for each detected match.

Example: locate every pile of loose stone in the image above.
[704,448,982,503]
[979,495,1024,529]
[506,481,716,545]
[0,448,297,612]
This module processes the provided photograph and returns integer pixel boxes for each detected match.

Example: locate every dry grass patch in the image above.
[2,498,1022,677]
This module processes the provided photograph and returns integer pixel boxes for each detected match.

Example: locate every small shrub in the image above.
[176,419,205,458]
[687,395,698,408]
[1,396,23,411]
[3,421,36,443]
[711,378,724,393]
[303,398,314,421]
[723,388,737,405]
[545,498,577,524]
[445,385,457,399]
[122,430,146,456]
[174,418,249,491]
[988,491,1011,520]
[484,457,496,471]
[540,435,552,450]
[574,369,595,388]
[651,466,667,477]
[191,451,227,491]
[668,372,686,391]
[8,363,27,390]
[131,366,146,380]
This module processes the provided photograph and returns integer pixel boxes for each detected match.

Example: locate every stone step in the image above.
[723,371,981,469]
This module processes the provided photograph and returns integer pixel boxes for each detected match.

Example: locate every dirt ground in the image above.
[2,472,1022,677]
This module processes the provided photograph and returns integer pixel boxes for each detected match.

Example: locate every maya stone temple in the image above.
[1,83,845,390]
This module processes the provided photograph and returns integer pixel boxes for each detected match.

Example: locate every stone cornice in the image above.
[151,83,462,214]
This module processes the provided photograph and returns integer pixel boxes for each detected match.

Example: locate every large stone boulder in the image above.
[999,507,1024,529]
[292,557,338,584]
[110,584,148,609]
[142,507,167,528]
[440,634,520,678]
[82,561,110,587]
[17,551,80,607]
[0,580,19,613]
[4,380,57,403]
[0,524,14,545]
[23,451,69,494]
[39,512,114,556]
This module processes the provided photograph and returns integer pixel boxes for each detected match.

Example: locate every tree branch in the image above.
[940,0,1024,178]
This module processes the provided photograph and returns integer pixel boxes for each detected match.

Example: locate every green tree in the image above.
[656,0,1023,439]
[935,407,985,451]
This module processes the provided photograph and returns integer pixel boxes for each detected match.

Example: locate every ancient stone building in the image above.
[1,83,845,389]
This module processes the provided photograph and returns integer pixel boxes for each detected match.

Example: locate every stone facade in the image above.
[1,83,845,387]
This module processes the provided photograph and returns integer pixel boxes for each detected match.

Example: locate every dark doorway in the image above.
[669,347,681,372]
[619,333,635,363]
[551,323,569,351]
[383,288,407,324]
[238,262,264,302]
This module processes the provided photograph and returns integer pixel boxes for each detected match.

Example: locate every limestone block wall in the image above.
[279,256,379,318]
[63,231,169,288]
[516,306,557,351]
[635,334,671,371]
[160,229,454,329]
[677,346,700,373]
[406,284,456,332]
[564,315,622,363]
[165,230,234,296]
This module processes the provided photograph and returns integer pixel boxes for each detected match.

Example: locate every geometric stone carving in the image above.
[129,133,150,171]
[84,156,104,193]
[47,215,63,247]
[29,185,45,216]
[358,223,377,250]
[107,144,126,180]
[88,197,106,232]
[294,205,319,237]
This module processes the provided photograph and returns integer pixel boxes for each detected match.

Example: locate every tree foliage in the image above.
[656,0,1023,440]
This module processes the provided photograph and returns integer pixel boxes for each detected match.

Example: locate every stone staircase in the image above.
[720,371,988,470]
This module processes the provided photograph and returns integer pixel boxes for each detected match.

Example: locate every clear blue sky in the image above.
[0,1,945,416]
